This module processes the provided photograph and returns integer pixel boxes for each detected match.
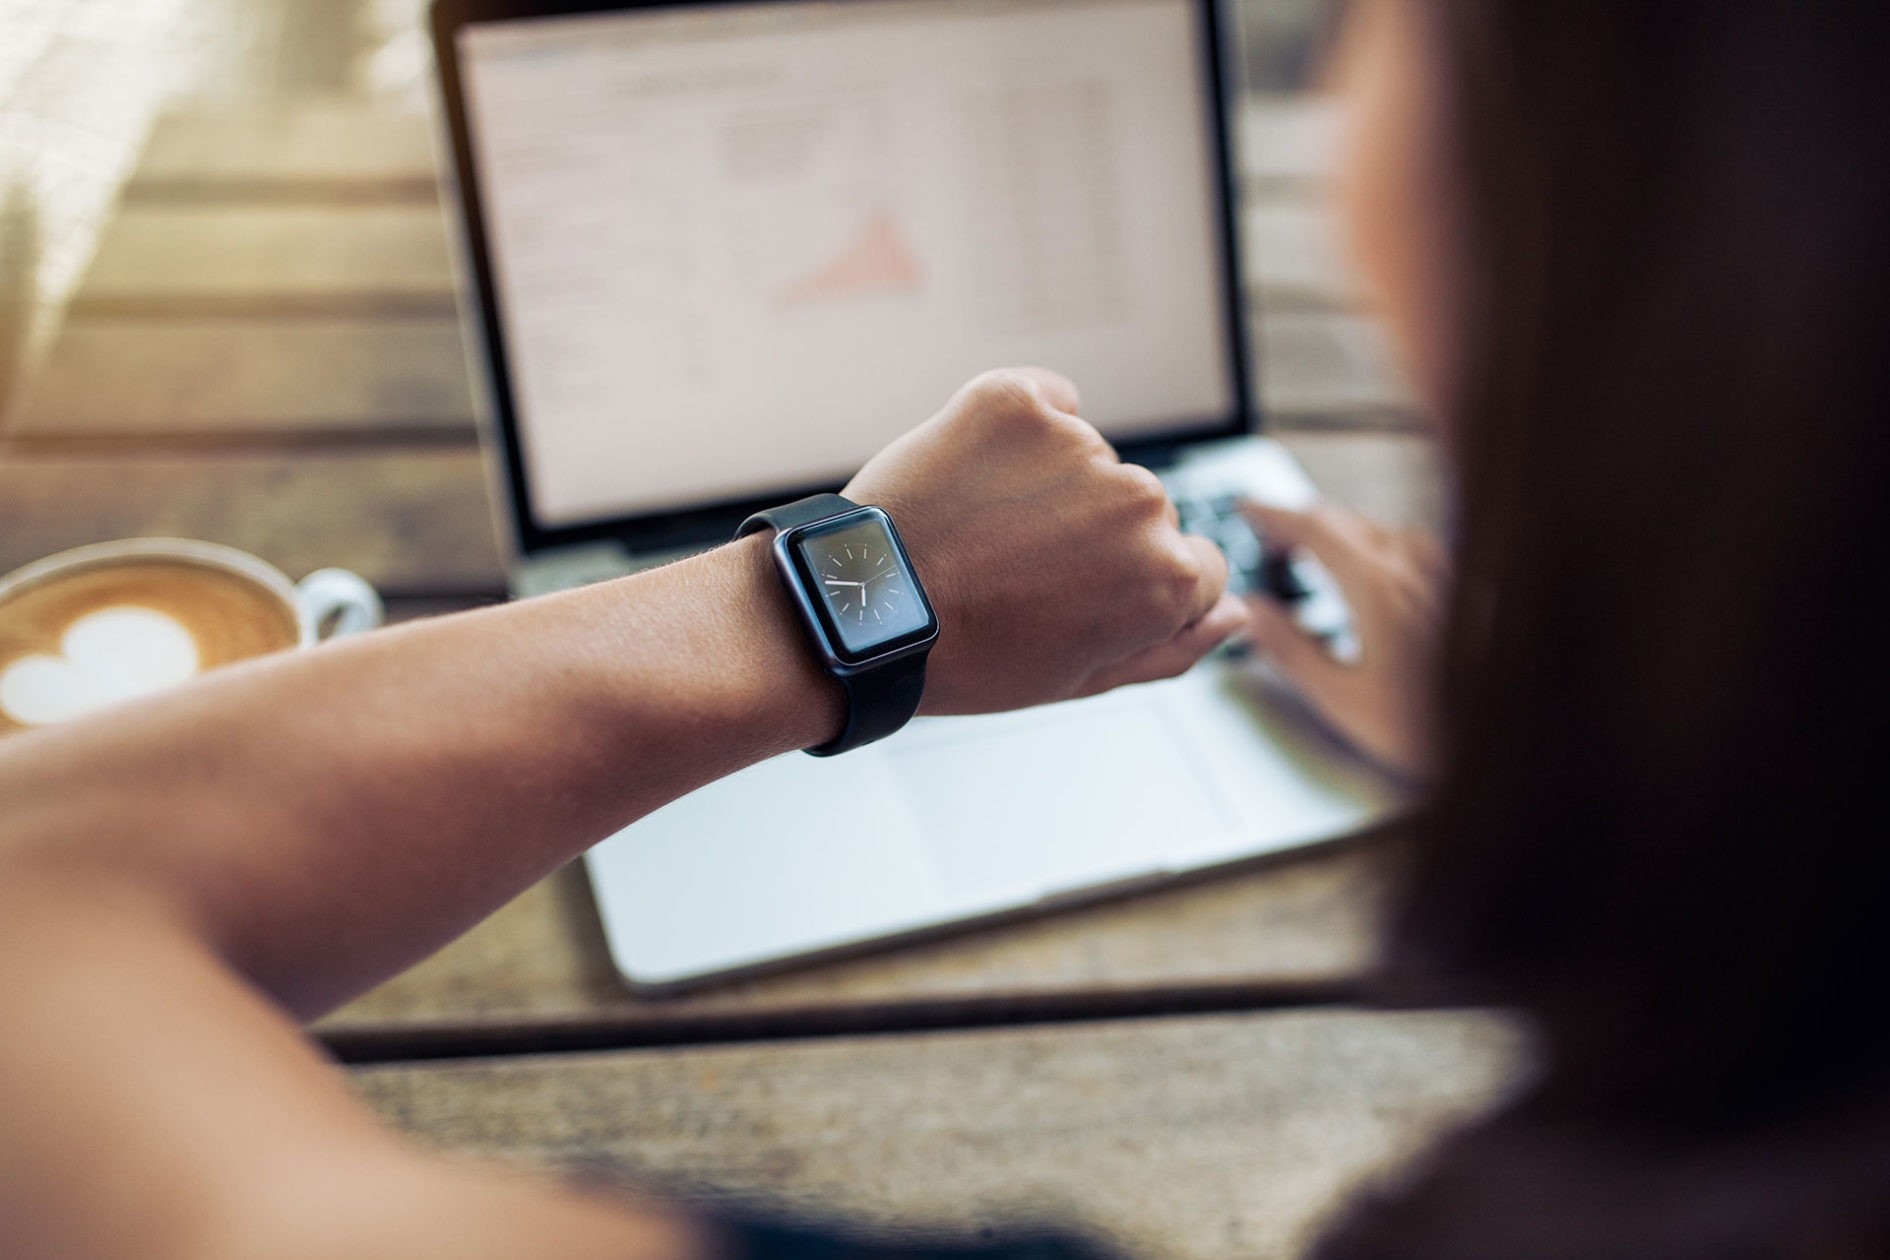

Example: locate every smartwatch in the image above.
[738,494,939,756]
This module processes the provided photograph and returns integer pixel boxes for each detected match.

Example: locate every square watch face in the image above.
[790,510,935,664]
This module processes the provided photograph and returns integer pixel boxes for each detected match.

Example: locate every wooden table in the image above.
[0,96,1514,1259]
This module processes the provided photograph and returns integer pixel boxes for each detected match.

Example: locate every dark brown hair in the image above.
[1316,5,1890,1254]
[1398,0,1890,1127]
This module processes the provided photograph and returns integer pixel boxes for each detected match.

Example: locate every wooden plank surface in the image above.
[1261,316,1414,424]
[0,447,502,594]
[73,204,456,307]
[131,98,438,192]
[8,318,475,437]
[351,1009,1526,1260]
[320,841,1389,1047]
[1245,198,1361,312]
[1238,95,1341,192]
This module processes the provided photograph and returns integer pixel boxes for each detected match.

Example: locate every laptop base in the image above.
[577,437,1400,992]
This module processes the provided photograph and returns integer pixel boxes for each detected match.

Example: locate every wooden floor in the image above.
[0,96,1506,1260]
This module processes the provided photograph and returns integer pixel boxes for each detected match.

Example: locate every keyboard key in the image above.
[1216,519,1264,574]
[1258,552,1313,603]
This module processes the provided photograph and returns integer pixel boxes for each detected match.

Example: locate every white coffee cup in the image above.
[0,538,383,735]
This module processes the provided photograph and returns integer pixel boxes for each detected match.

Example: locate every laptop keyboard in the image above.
[1168,485,1357,658]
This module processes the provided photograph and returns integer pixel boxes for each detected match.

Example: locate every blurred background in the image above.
[0,0,1395,423]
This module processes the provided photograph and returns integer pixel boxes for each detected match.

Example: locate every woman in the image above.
[7,0,1889,1256]
[1307,1,1890,1256]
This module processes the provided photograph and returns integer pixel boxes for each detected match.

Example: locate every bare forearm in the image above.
[0,534,840,1017]
[0,371,1250,1260]
[0,368,1239,1024]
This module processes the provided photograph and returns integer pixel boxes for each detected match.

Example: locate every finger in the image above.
[1396,528,1451,582]
[1082,593,1249,694]
[1245,595,1353,715]
[1239,500,1379,593]
[1178,532,1232,627]
[1008,365,1082,416]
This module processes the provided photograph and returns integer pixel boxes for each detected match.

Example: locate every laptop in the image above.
[430,0,1400,991]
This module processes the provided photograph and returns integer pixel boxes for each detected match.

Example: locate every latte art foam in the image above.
[0,559,299,735]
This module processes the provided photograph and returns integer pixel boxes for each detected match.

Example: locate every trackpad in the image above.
[889,697,1237,903]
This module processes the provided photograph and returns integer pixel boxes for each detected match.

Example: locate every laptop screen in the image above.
[450,0,1243,536]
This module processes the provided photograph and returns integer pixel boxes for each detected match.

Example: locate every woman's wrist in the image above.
[714,532,848,756]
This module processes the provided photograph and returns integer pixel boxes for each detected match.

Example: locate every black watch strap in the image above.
[738,494,929,757]
[739,493,858,535]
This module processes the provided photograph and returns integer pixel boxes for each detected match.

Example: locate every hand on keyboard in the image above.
[1170,490,1354,648]
[1229,500,1447,779]
[846,369,1247,715]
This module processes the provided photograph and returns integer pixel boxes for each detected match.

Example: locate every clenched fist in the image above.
[844,368,1247,715]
